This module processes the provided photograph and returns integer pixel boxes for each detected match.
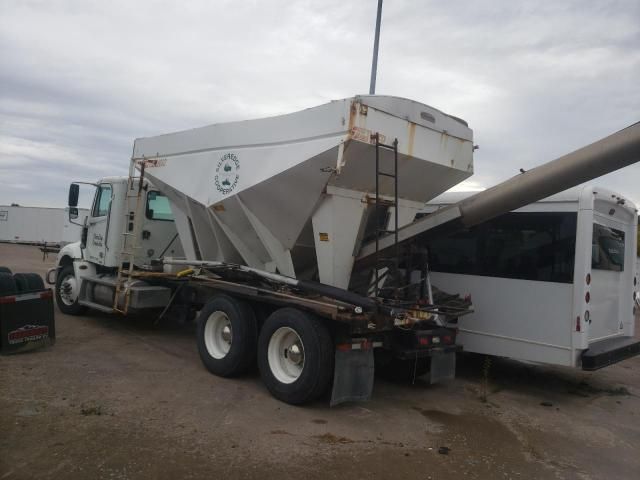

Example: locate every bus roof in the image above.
[429,185,614,206]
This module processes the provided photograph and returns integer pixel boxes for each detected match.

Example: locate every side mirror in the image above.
[69,207,78,219]
[68,184,79,207]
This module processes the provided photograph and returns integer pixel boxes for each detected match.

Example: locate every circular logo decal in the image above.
[214,153,240,195]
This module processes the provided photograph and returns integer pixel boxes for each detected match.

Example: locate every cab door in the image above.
[85,183,113,264]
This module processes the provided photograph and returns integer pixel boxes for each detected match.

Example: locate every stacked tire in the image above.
[0,267,16,296]
[0,267,45,295]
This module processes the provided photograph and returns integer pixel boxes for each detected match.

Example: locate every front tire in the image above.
[55,264,86,315]
[196,295,257,377]
[258,308,333,405]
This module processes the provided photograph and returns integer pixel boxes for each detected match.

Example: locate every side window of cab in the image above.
[92,184,112,217]
[146,191,174,221]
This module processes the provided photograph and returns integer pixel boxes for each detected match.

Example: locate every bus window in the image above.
[592,224,625,271]
[428,212,577,283]
[429,229,478,274]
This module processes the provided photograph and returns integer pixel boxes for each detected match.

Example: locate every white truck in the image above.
[50,96,477,405]
[46,96,640,404]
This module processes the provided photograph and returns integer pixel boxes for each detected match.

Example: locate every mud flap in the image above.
[330,346,375,406]
[430,350,456,384]
[1,290,55,354]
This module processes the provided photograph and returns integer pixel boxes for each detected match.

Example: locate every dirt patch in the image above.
[80,402,105,416]
[567,381,632,397]
[313,433,354,444]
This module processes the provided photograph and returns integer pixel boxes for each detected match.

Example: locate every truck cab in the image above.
[77,176,182,268]
[49,176,183,314]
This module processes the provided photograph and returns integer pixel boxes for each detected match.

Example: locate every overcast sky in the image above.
[1,0,639,209]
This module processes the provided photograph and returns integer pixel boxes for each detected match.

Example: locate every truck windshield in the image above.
[146,191,174,221]
[592,224,625,271]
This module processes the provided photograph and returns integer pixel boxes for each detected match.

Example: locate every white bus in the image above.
[422,185,639,370]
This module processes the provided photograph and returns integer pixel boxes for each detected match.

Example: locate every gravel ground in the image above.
[1,243,639,479]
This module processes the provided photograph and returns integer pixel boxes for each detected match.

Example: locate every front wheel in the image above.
[55,264,86,315]
[258,308,333,405]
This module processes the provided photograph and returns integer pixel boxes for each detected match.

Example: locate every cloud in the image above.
[0,0,638,210]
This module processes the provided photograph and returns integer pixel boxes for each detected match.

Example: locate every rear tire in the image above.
[0,266,12,275]
[196,295,257,377]
[258,308,333,405]
[0,272,17,296]
[55,264,86,315]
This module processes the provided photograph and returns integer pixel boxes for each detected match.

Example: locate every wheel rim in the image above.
[268,327,305,384]
[204,311,233,359]
[59,274,78,306]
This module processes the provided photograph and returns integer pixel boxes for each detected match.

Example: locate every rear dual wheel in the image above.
[196,296,334,405]
[258,308,333,405]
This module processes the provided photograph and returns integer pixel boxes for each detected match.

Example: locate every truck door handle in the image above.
[142,230,151,240]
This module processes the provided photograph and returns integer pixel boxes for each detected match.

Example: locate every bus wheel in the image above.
[258,308,333,405]
[196,295,257,377]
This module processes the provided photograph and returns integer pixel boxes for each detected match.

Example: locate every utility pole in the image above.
[369,0,383,95]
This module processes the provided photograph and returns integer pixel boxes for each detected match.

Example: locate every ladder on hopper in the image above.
[112,160,147,314]
[372,133,400,298]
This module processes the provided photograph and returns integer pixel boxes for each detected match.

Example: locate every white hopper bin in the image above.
[133,95,474,288]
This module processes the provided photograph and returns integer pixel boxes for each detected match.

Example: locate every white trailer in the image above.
[422,185,640,369]
[0,206,88,246]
